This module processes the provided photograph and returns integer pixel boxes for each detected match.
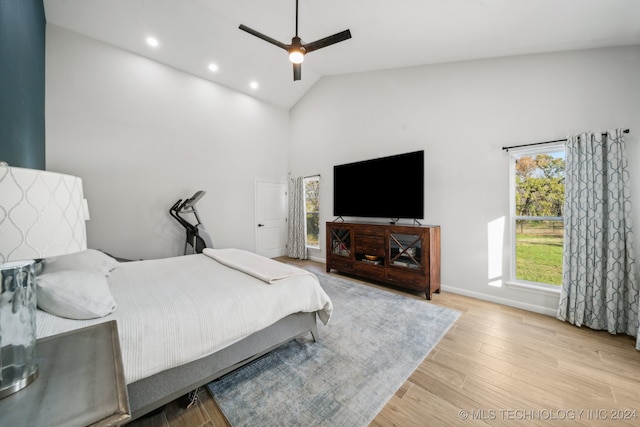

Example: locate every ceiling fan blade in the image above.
[304,29,351,54]
[293,63,301,81]
[239,24,288,50]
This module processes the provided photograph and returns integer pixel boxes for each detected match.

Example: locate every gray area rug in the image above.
[206,270,460,426]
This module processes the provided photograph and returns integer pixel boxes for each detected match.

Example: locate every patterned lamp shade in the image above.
[0,165,87,263]
[0,164,87,398]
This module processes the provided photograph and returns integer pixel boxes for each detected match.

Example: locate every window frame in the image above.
[507,142,564,294]
[303,175,320,250]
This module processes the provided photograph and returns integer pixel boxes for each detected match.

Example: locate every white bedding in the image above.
[36,253,332,384]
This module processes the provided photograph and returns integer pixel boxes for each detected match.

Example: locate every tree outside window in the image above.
[304,176,320,248]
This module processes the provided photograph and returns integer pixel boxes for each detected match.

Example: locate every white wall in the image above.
[44,27,640,314]
[289,46,640,315]
[45,25,290,260]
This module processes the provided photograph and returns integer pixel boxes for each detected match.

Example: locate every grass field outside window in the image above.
[515,219,563,286]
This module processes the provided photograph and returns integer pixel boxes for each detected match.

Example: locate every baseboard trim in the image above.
[308,255,325,263]
[441,284,559,317]
[307,257,558,316]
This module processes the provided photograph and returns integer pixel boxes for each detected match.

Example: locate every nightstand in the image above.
[0,320,130,426]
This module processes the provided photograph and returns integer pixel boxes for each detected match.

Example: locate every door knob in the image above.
[258,224,265,227]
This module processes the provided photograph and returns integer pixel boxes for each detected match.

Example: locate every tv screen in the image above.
[333,150,424,219]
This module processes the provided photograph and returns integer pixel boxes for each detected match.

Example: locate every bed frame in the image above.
[126,311,318,421]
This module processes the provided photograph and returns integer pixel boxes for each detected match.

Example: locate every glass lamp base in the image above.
[0,369,38,398]
[0,260,39,399]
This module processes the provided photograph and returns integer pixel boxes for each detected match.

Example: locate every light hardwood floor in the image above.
[128,259,640,427]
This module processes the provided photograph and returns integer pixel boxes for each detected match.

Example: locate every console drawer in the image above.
[354,236,384,256]
[328,257,354,273]
[354,227,385,238]
[354,261,385,277]
[385,268,426,291]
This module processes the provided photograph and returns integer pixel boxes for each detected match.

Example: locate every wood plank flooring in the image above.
[127,259,640,427]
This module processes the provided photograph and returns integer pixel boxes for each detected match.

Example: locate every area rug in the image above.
[206,269,460,426]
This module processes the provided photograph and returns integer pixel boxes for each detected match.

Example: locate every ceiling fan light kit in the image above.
[288,38,306,64]
[239,0,351,81]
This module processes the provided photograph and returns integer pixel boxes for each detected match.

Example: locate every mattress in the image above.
[36,254,332,384]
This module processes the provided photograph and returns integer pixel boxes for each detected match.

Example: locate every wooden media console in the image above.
[326,222,441,300]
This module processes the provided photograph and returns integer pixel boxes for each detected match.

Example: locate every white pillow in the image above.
[43,249,120,276]
[37,270,118,320]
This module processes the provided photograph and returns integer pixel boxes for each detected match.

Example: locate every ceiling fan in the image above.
[239,0,351,81]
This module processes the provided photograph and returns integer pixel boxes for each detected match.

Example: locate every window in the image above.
[304,176,320,249]
[509,144,565,288]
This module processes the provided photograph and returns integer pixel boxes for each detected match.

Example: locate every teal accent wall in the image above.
[0,0,46,169]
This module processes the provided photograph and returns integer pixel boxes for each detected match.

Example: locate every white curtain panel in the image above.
[557,128,640,350]
[287,177,307,260]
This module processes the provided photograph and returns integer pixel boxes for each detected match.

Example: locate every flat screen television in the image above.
[333,150,424,219]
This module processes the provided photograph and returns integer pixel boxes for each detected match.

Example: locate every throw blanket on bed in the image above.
[203,248,313,283]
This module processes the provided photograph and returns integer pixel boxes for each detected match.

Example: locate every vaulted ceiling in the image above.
[44,0,640,109]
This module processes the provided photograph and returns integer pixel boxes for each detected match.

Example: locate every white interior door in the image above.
[255,181,288,258]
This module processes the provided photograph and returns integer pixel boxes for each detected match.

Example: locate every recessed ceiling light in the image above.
[208,63,219,72]
[146,36,159,47]
[249,81,259,90]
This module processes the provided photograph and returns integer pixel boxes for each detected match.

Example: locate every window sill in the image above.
[506,281,561,296]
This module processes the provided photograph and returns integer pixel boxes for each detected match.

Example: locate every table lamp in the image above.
[0,163,87,398]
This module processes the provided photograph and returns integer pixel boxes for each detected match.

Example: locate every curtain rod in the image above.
[502,129,630,151]
[290,174,321,182]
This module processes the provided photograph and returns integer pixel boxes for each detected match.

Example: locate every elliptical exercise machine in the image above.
[169,191,214,255]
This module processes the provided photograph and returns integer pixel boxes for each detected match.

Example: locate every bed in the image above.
[35,248,332,421]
